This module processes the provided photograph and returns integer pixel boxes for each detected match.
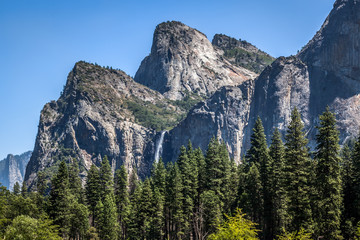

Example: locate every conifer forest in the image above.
[2,108,360,239]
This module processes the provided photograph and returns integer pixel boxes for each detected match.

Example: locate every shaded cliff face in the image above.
[134,21,257,100]
[298,0,360,142]
[164,80,254,163]
[25,62,183,189]
[0,151,31,190]
[212,34,275,74]
[165,0,360,158]
[249,56,312,147]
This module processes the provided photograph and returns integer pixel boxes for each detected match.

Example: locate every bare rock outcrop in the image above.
[134,21,257,100]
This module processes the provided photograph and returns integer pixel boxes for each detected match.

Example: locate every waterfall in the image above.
[154,131,167,163]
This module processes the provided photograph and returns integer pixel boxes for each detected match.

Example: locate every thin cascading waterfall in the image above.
[154,131,167,163]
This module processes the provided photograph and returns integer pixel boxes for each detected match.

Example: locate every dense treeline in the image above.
[1,107,360,239]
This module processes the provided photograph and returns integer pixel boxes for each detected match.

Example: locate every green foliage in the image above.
[223,47,274,74]
[125,98,183,131]
[114,166,130,239]
[284,108,313,232]
[276,228,312,240]
[85,164,101,225]
[208,209,259,240]
[99,156,114,198]
[3,215,61,240]
[314,108,342,239]
[13,182,20,195]
[269,128,288,238]
[97,194,118,240]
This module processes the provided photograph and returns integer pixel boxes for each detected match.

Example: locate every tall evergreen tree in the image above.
[352,132,360,226]
[218,141,232,213]
[49,161,72,238]
[85,164,101,226]
[269,128,288,238]
[314,108,342,239]
[98,194,118,240]
[68,160,83,203]
[151,187,165,239]
[177,144,198,238]
[152,158,166,196]
[36,171,47,197]
[284,107,313,232]
[341,143,356,238]
[13,182,20,195]
[21,181,28,198]
[99,156,114,198]
[114,166,130,240]
[138,179,154,239]
[244,163,263,226]
[151,158,166,239]
[245,117,271,237]
[205,137,222,199]
[165,163,184,239]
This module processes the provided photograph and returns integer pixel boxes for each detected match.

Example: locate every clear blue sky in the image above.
[0,0,334,160]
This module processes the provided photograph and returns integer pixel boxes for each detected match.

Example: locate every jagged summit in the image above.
[212,34,274,74]
[134,21,257,100]
[25,61,185,189]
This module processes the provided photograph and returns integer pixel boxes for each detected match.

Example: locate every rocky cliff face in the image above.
[25,62,184,189]
[297,0,360,142]
[164,80,254,163]
[212,34,275,74]
[134,21,257,100]
[0,151,31,190]
[162,0,360,160]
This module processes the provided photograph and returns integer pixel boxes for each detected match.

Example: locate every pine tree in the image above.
[69,198,90,240]
[151,158,166,239]
[152,158,166,196]
[98,194,118,240]
[245,117,271,237]
[269,128,288,238]
[314,108,342,239]
[352,132,360,226]
[177,144,198,238]
[138,179,154,239]
[244,163,263,226]
[218,141,232,213]
[341,143,356,238]
[127,180,142,240]
[151,187,165,239]
[68,160,83,203]
[200,190,221,236]
[85,164,100,226]
[13,182,20,195]
[49,161,72,238]
[165,163,184,239]
[36,171,47,197]
[114,166,130,240]
[99,156,114,198]
[129,168,138,197]
[205,137,222,199]
[284,107,313,232]
[21,181,28,198]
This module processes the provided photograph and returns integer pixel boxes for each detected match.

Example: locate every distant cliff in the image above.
[0,151,31,190]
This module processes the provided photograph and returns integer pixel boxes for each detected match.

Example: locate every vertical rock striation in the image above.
[0,151,31,190]
[134,21,257,100]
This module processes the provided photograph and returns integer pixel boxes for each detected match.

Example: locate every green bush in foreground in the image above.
[208,209,259,240]
[4,215,61,240]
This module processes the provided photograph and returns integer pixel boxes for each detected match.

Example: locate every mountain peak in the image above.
[134,22,256,100]
[212,34,274,74]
